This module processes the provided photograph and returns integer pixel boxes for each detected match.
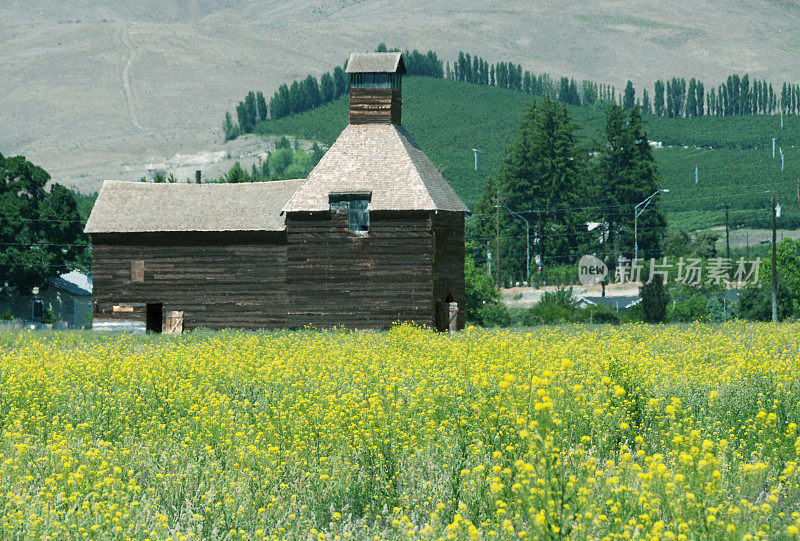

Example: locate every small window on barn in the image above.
[329,193,371,233]
[131,260,145,283]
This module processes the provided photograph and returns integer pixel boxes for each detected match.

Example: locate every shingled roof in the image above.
[282,124,469,213]
[345,52,405,74]
[85,179,304,233]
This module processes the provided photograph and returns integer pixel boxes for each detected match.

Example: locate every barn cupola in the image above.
[346,51,405,125]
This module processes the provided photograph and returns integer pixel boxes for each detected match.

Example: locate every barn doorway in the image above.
[146,303,163,333]
[436,293,458,332]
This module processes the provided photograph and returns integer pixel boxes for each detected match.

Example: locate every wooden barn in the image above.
[85,51,469,332]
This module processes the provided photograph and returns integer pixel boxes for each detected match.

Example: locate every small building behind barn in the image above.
[0,270,93,328]
[85,51,468,332]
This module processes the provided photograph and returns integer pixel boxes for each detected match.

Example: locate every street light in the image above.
[634,189,669,261]
[496,205,531,281]
[471,149,482,171]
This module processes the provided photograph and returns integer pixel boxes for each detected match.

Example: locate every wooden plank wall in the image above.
[285,210,434,329]
[432,212,466,331]
[349,88,402,125]
[91,232,287,330]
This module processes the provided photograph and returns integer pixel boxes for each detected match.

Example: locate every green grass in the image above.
[256,77,800,231]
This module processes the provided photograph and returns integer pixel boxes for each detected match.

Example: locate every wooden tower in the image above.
[346,51,405,125]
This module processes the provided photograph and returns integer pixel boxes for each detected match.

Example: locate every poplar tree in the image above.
[642,89,651,114]
[653,80,665,117]
[623,81,635,110]
[696,81,705,116]
[320,72,335,103]
[256,91,268,123]
[686,79,697,117]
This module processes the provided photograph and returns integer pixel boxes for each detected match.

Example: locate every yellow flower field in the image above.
[1,323,799,539]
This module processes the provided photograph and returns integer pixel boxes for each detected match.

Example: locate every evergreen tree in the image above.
[477,97,587,276]
[490,64,495,86]
[623,80,636,110]
[595,104,665,264]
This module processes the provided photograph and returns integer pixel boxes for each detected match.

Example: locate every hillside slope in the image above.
[259,77,800,231]
[2,0,800,192]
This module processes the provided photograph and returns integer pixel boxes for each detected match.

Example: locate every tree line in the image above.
[224,45,800,140]
[224,47,446,140]
[629,75,800,117]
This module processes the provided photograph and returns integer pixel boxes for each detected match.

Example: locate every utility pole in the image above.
[771,190,778,323]
[495,190,501,288]
[720,203,730,259]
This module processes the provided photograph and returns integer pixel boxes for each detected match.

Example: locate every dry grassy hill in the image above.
[2,0,799,192]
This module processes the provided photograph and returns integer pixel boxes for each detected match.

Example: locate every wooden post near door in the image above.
[447,302,458,333]
[164,310,184,335]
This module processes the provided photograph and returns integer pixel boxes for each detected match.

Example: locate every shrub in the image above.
[465,245,501,324]
[667,292,708,322]
[523,303,573,325]
[640,276,669,323]
[523,287,578,325]
[479,302,511,327]
[574,304,620,324]
[1,309,14,321]
[738,281,793,321]
[43,308,56,324]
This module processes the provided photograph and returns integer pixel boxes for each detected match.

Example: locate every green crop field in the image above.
[257,77,800,232]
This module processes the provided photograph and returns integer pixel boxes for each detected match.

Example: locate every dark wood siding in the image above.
[432,212,466,330]
[91,231,287,330]
[349,88,402,125]
[285,210,433,329]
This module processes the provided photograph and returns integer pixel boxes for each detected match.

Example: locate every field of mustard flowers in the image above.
[1,323,800,540]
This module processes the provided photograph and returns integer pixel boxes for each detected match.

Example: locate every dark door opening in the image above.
[146,303,163,333]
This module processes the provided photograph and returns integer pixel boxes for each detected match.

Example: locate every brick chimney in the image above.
[346,52,405,125]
